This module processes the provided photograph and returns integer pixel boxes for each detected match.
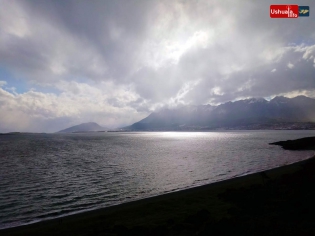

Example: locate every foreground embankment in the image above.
[2,136,315,235]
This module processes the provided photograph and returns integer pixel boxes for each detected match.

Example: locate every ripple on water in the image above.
[0,130,314,229]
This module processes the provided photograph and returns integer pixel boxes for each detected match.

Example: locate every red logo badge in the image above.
[270,5,298,18]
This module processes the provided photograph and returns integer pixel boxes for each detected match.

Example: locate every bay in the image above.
[0,130,314,229]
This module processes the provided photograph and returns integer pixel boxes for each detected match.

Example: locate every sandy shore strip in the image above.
[2,152,315,236]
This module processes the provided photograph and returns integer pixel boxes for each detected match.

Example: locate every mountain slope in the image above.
[125,96,315,131]
[57,122,107,133]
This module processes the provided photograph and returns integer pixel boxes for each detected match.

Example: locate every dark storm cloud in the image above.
[0,0,156,83]
[181,45,315,104]
[25,0,158,80]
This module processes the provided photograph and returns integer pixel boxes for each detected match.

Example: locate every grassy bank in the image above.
[2,154,315,235]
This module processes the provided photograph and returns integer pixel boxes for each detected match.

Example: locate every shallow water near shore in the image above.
[0,130,314,229]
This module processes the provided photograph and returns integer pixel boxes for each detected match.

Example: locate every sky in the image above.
[0,0,315,132]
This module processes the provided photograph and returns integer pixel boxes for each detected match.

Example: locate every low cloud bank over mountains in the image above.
[125,96,315,130]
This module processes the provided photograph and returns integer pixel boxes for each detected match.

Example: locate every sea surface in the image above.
[0,130,314,229]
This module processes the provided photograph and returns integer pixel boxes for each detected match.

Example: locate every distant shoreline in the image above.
[1,128,315,135]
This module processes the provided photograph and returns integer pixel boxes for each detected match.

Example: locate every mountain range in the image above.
[57,122,107,133]
[123,96,315,131]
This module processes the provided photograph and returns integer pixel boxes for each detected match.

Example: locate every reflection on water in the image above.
[0,130,314,229]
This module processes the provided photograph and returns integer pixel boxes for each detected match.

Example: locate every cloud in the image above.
[0,0,315,132]
[287,62,294,69]
[0,81,145,132]
[204,45,315,103]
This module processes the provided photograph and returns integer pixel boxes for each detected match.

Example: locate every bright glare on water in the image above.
[0,130,314,229]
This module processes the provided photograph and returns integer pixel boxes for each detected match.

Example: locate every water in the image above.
[0,130,314,229]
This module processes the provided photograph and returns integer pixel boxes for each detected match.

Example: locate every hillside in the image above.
[57,122,107,133]
[124,96,315,131]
